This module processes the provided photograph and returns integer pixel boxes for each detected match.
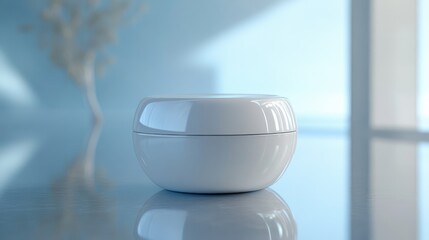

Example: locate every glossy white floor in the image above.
[0,116,427,240]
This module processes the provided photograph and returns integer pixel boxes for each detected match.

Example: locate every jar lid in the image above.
[133,94,296,135]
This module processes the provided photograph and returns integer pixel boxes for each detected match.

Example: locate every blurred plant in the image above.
[38,0,143,122]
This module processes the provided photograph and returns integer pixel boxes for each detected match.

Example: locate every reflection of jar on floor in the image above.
[135,189,297,240]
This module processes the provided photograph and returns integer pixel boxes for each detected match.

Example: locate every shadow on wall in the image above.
[0,0,284,116]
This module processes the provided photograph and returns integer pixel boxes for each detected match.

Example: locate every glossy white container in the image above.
[132,94,297,193]
[135,189,297,240]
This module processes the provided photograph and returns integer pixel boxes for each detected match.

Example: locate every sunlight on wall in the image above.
[0,50,38,107]
[189,0,348,126]
[0,138,40,196]
[415,0,428,229]
[418,0,429,131]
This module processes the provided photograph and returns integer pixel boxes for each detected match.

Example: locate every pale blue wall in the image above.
[0,0,348,129]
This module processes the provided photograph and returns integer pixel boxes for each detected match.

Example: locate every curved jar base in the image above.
[133,132,297,194]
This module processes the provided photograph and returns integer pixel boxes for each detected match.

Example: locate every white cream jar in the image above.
[132,94,297,193]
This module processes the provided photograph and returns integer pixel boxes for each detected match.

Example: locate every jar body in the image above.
[133,132,297,193]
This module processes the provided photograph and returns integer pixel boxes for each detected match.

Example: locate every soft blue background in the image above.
[0,0,349,130]
[2,1,429,239]
[0,0,350,239]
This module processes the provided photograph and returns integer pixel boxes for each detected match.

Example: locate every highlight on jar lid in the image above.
[132,94,297,136]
